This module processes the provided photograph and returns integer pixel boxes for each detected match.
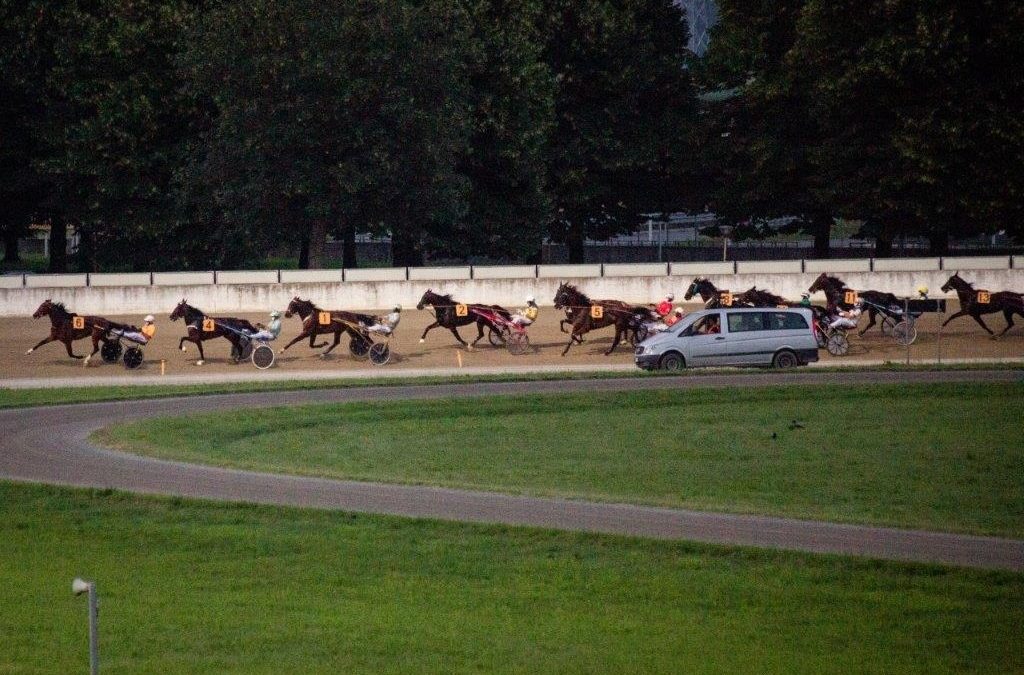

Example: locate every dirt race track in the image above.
[4,302,1023,380]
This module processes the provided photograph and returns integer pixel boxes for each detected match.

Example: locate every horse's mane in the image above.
[559,283,590,305]
[51,301,70,315]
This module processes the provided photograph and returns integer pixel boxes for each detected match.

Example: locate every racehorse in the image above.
[736,286,789,308]
[415,289,511,349]
[27,299,122,361]
[553,282,655,356]
[683,277,748,309]
[807,273,898,336]
[941,272,1024,337]
[169,299,256,365]
[280,297,376,356]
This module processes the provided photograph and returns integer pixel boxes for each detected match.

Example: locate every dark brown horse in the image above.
[415,289,511,349]
[553,282,655,356]
[280,297,375,357]
[941,272,1024,337]
[27,299,120,361]
[807,273,898,336]
[169,299,256,365]
[736,286,789,307]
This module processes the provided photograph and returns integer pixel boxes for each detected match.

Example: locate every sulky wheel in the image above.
[368,342,391,366]
[101,340,123,364]
[251,343,275,370]
[349,335,371,358]
[506,331,530,356]
[892,320,917,346]
[826,332,849,356]
[488,328,505,347]
[123,346,144,370]
[814,322,828,348]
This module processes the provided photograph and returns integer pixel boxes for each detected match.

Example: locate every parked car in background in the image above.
[634,307,818,371]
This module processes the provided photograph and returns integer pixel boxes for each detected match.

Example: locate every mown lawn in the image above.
[98,382,1024,537]
[1,482,1021,674]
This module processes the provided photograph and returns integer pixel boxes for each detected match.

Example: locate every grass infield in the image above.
[2,361,1022,408]
[98,381,1024,537]
[1,482,1021,673]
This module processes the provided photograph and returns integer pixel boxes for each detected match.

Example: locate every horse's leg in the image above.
[26,335,56,354]
[449,327,468,347]
[195,338,206,364]
[941,311,968,327]
[971,313,994,335]
[858,308,878,337]
[419,321,439,344]
[83,333,103,365]
[279,332,307,353]
[310,330,328,349]
[470,320,486,347]
[562,330,579,356]
[62,338,83,359]
[996,309,1016,337]
[321,330,341,356]
[605,325,623,356]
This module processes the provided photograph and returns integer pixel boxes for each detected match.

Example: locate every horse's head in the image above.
[32,299,53,319]
[169,299,190,322]
[807,273,830,295]
[553,282,580,309]
[941,272,966,294]
[417,289,444,311]
[285,296,312,318]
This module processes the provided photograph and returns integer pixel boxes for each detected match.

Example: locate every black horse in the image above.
[280,297,376,357]
[169,299,256,365]
[941,272,1024,338]
[415,289,510,349]
[683,277,749,309]
[807,273,898,336]
[553,282,654,356]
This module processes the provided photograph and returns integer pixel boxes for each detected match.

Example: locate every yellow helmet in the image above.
[917,286,928,297]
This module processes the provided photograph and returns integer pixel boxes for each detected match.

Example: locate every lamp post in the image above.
[72,578,99,675]
[720,224,734,262]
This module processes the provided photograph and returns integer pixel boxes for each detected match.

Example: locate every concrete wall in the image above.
[804,258,872,273]
[89,273,152,287]
[473,265,536,280]
[408,266,471,281]
[0,275,25,289]
[344,268,406,282]
[873,257,940,272]
[669,261,735,276]
[537,264,602,279]
[736,260,803,275]
[153,271,215,286]
[4,268,1023,316]
[942,256,1011,271]
[217,270,279,284]
[280,269,342,283]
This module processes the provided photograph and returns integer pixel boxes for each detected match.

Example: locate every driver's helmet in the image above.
[674,308,684,315]
[526,295,535,304]
[270,310,280,318]
[144,314,155,323]
[394,305,402,312]
[917,286,928,297]
[665,293,675,301]
[800,292,810,299]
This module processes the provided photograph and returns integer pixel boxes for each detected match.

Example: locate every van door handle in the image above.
[714,336,725,341]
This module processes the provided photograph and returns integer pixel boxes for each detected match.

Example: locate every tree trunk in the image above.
[2,227,20,263]
[566,220,585,264]
[48,217,67,273]
[307,219,328,269]
[810,214,831,259]
[77,225,97,272]
[298,233,310,269]
[341,222,357,269]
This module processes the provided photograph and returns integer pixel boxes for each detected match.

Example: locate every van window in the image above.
[767,311,808,330]
[727,312,765,333]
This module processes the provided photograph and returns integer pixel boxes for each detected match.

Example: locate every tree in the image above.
[698,0,836,258]
[182,0,473,269]
[793,0,1024,252]
[540,0,698,262]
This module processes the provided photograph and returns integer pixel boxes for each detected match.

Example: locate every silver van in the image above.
[634,307,819,371]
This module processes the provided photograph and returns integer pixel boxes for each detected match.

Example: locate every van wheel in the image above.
[772,350,798,369]
[660,352,685,371]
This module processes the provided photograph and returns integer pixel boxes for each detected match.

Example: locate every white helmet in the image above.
[526,295,535,303]
[144,314,155,323]
[666,293,675,301]
[270,310,280,318]
[394,305,402,311]
[801,292,810,299]
[674,307,684,315]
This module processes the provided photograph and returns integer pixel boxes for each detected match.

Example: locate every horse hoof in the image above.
[83,355,91,366]
[25,349,33,355]
[181,346,187,352]
[419,338,425,344]
[195,360,204,366]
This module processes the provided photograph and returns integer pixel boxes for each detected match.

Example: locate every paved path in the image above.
[2,370,1022,571]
